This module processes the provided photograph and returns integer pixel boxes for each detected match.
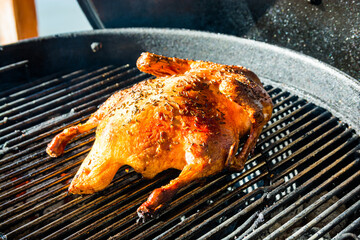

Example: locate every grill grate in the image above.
[0,62,359,240]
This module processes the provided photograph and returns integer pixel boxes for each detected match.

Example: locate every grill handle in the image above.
[77,0,105,29]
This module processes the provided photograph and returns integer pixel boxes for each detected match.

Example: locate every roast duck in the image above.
[47,52,273,219]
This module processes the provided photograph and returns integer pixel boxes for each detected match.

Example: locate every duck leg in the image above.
[137,160,213,220]
[46,90,127,157]
[46,118,98,157]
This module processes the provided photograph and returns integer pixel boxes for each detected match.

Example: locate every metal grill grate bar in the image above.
[263,170,360,240]
[259,103,318,146]
[0,187,68,226]
[272,130,355,182]
[269,117,341,169]
[262,110,332,156]
[171,133,356,239]
[0,67,141,141]
[195,133,353,239]
[0,136,96,203]
[119,173,268,240]
[0,157,81,209]
[269,135,359,199]
[0,60,28,75]
[333,216,360,240]
[262,101,314,132]
[0,131,94,181]
[20,172,171,240]
[0,65,116,116]
[244,146,359,239]
[0,114,92,166]
[0,71,148,157]
[173,176,270,240]
[65,155,267,240]
[307,198,360,240]
[0,63,67,100]
[5,168,136,238]
[225,156,359,240]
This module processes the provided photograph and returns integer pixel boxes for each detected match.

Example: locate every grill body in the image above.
[0,29,359,239]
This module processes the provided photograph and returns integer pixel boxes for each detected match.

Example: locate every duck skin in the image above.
[46,52,273,219]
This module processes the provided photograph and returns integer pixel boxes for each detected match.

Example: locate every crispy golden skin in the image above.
[46,52,273,219]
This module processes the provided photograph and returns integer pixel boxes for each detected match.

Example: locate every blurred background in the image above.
[0,0,90,43]
[0,0,359,80]
[35,0,91,36]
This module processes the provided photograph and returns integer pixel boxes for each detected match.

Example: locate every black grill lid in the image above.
[77,0,360,80]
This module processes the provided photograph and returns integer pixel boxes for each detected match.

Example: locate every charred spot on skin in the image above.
[158,112,166,121]
[157,131,171,151]
[160,131,167,140]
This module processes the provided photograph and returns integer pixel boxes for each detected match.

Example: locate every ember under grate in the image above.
[0,61,359,240]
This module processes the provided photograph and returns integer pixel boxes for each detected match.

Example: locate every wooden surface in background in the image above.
[0,0,38,44]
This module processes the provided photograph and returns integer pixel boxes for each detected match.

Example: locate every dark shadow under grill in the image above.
[0,61,359,240]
